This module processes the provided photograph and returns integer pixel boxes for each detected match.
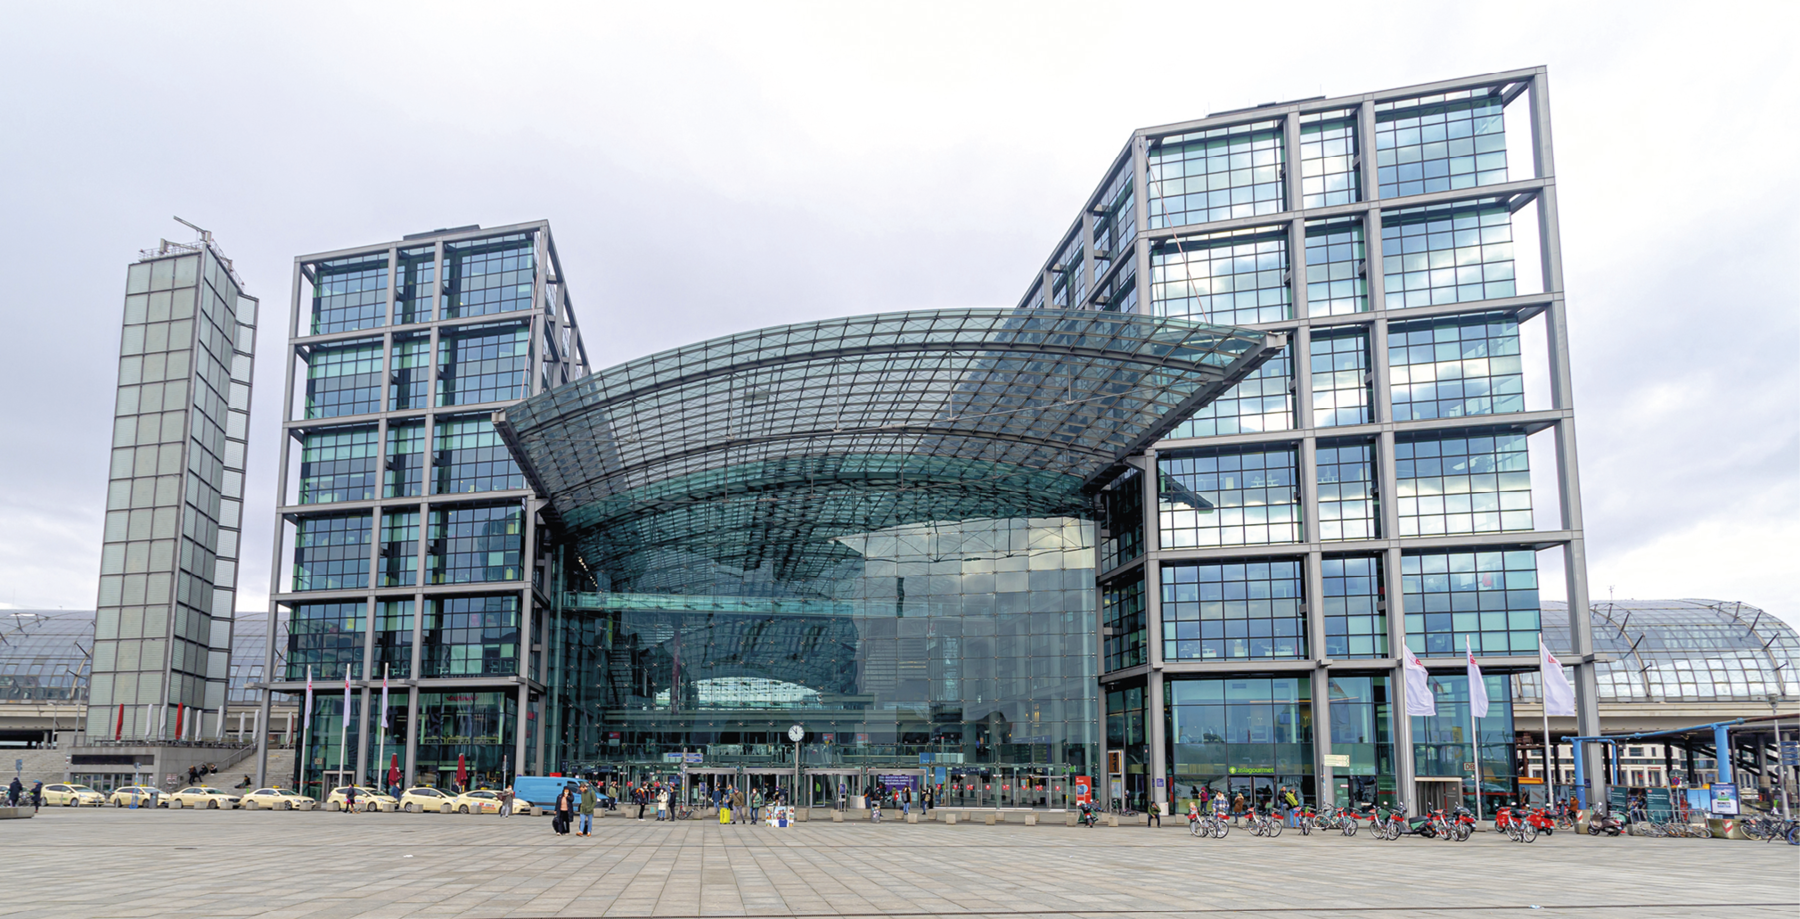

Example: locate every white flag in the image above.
[380,668,390,730]
[1539,634,1576,717]
[302,666,313,736]
[343,671,352,731]
[1403,643,1437,717]
[1466,637,1489,719]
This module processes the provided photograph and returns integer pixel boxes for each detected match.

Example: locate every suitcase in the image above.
[719,807,731,824]
[553,813,568,835]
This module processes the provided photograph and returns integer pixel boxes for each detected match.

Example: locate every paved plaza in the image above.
[0,808,1794,919]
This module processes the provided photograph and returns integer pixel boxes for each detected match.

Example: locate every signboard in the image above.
[1153,777,1165,788]
[1709,783,1739,816]
[1323,754,1351,768]
[1782,741,1798,767]
[1109,779,1123,801]
[1517,777,1544,784]
[876,774,918,792]
[1608,785,1629,814]
[1645,787,1673,823]
[1073,775,1091,805]
[662,752,704,764]
[933,767,946,785]
[1106,750,1124,775]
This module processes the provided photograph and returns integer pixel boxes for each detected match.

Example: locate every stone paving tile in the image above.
[0,808,1794,918]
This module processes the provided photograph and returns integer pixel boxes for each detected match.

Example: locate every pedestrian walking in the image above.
[732,787,744,824]
[344,784,358,814]
[499,785,515,818]
[578,783,596,836]
[1232,792,1246,825]
[750,788,763,823]
[29,781,42,812]
[556,785,575,836]
[6,777,21,806]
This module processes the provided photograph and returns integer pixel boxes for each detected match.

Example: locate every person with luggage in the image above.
[553,784,575,836]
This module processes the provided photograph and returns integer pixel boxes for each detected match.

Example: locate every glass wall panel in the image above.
[285,600,365,680]
[393,246,435,325]
[1316,440,1377,541]
[298,426,378,504]
[384,422,426,498]
[308,254,388,335]
[1304,217,1367,316]
[1388,312,1523,421]
[1160,560,1305,662]
[437,323,528,406]
[373,599,414,679]
[379,510,420,587]
[1299,112,1360,207]
[1159,446,1301,548]
[1168,349,1291,439]
[1409,672,1515,813]
[1097,470,1143,574]
[389,335,431,410]
[1101,572,1145,672]
[1321,556,1386,658]
[1152,228,1291,325]
[1309,329,1371,427]
[432,417,523,494]
[292,513,370,591]
[1402,549,1539,656]
[414,690,516,790]
[1381,201,1516,307]
[1147,120,1285,228]
[304,340,383,419]
[421,595,520,678]
[428,504,523,584]
[1167,675,1312,811]
[1325,674,1395,807]
[1395,430,1532,536]
[442,233,534,319]
[1375,91,1508,198]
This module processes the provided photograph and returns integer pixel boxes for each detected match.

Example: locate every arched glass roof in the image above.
[1517,600,1800,703]
[497,308,1278,588]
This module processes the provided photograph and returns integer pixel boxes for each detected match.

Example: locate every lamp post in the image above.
[1771,694,1790,819]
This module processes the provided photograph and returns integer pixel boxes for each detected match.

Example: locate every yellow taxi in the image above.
[40,783,106,806]
[449,789,513,814]
[166,785,242,809]
[398,785,455,813]
[240,787,316,810]
[325,786,399,812]
[107,785,163,808]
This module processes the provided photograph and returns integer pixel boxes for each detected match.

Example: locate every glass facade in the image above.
[1158,446,1302,548]
[1402,549,1540,655]
[1160,561,1305,662]
[1167,676,1313,810]
[1152,228,1291,325]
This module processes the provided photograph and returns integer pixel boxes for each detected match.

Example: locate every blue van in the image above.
[511,776,601,816]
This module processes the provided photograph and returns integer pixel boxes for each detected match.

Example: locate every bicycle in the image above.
[1248,807,1284,838]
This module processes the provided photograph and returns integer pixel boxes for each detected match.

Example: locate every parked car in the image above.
[398,786,455,813]
[40,783,105,806]
[166,786,241,809]
[107,785,163,808]
[325,786,399,812]
[240,787,316,810]
[449,789,512,814]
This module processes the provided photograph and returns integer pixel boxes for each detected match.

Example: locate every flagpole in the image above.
[338,671,350,796]
[378,665,389,789]
[1466,637,1485,823]
[300,666,312,799]
[1540,633,1555,810]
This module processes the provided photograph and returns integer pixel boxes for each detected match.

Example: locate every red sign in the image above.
[1073,775,1092,805]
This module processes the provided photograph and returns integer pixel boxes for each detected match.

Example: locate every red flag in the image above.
[174,704,184,740]
[115,703,124,740]
[456,754,467,789]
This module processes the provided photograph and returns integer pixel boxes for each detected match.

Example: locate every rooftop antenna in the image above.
[172,215,212,243]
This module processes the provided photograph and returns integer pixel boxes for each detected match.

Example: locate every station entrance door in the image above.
[1415,776,1462,814]
[743,768,795,808]
[804,770,860,808]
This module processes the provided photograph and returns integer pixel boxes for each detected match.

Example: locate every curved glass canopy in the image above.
[497,308,1278,589]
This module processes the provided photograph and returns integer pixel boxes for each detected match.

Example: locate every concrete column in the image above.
[1386,544,1415,815]
[1283,112,1303,213]
[1293,324,1314,433]
[1132,135,1153,317]
[1307,549,1333,806]
[403,685,419,788]
[1357,100,1379,204]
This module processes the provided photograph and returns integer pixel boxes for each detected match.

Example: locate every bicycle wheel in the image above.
[1519,822,1535,843]
[1299,818,1311,836]
[1343,820,1357,837]
[1212,820,1229,839]
[1190,821,1202,838]
[1268,819,1283,838]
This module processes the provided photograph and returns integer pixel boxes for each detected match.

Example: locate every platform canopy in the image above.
[495,308,1279,589]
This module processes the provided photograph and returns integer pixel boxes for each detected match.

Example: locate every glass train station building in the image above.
[252,67,1688,812]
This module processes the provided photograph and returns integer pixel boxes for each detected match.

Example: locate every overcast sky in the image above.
[1,1,1794,629]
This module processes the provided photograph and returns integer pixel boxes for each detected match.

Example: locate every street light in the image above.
[1770,693,1790,819]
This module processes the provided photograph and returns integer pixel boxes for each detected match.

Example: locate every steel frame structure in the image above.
[1045,67,1601,815]
[254,220,588,791]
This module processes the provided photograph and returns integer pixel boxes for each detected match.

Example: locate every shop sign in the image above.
[1323,754,1350,768]
[1228,766,1273,774]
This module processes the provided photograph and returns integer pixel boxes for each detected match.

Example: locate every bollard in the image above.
[945,812,957,825]
[1024,813,1038,826]
[1065,812,1077,827]
[1107,814,1119,827]
[984,812,996,825]
[832,811,843,822]
[906,813,918,824]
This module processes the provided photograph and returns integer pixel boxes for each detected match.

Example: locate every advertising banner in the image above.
[1709,783,1739,816]
[1073,775,1091,804]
